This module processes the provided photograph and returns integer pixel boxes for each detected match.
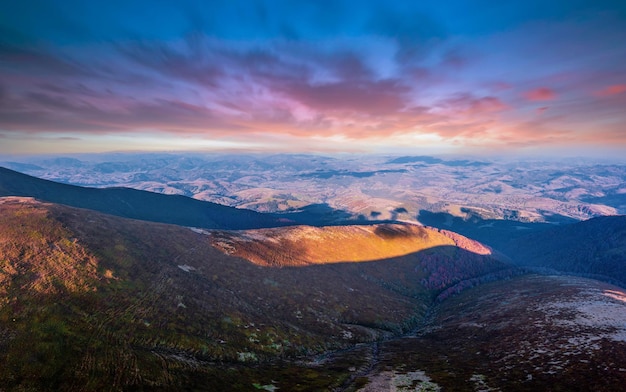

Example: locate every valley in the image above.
[0,197,514,390]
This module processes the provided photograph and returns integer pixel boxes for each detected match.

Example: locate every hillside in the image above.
[501,215,626,286]
[0,166,284,230]
[0,197,514,391]
[208,224,492,266]
[352,274,626,391]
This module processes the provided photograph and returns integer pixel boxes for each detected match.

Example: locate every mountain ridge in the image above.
[501,214,626,286]
[0,166,285,230]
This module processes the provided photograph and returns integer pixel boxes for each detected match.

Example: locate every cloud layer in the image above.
[0,0,625,155]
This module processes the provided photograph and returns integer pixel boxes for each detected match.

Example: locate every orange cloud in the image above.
[524,87,557,101]
[594,84,626,97]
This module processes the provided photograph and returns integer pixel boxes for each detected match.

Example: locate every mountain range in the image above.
[1,166,625,391]
[4,153,624,223]
[0,167,285,230]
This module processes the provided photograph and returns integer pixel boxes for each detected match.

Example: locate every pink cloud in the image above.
[281,79,409,115]
[524,87,557,101]
[1,34,625,153]
[466,96,509,114]
[439,94,509,116]
[594,84,626,97]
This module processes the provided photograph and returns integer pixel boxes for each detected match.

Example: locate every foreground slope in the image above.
[0,166,283,230]
[354,275,626,391]
[0,197,512,391]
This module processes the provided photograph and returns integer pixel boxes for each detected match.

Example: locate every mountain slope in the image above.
[3,197,625,391]
[208,223,492,267]
[357,275,626,391]
[0,166,284,230]
[0,197,513,391]
[501,215,626,286]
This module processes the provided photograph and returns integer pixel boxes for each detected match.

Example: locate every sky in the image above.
[0,0,625,156]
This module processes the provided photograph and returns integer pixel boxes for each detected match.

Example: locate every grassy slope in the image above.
[0,197,511,391]
[210,224,463,266]
[366,275,626,391]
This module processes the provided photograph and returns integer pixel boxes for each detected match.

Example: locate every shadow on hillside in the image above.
[416,210,559,251]
[416,211,626,288]
[207,229,520,305]
[275,203,356,226]
[581,193,626,214]
[499,215,626,288]
[276,203,400,227]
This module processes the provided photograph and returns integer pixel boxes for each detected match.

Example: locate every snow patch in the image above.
[188,227,210,235]
[177,264,195,272]
[537,287,626,342]
[358,370,441,391]
[470,374,499,392]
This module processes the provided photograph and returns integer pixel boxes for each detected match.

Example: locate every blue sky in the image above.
[1,0,625,156]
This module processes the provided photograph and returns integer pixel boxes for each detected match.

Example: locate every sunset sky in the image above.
[1,0,625,156]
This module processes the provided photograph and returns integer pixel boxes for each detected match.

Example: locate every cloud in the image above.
[117,38,226,87]
[366,5,447,62]
[1,1,625,154]
[439,94,509,115]
[594,84,626,97]
[280,79,409,115]
[56,136,81,141]
[0,32,595,152]
[524,87,557,101]
[0,85,245,135]
[580,124,626,145]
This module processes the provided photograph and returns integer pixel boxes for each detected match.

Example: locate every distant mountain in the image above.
[501,215,626,286]
[300,168,407,179]
[0,161,46,172]
[417,209,560,250]
[582,192,626,214]
[6,153,622,223]
[386,155,489,167]
[0,197,517,390]
[0,166,284,230]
